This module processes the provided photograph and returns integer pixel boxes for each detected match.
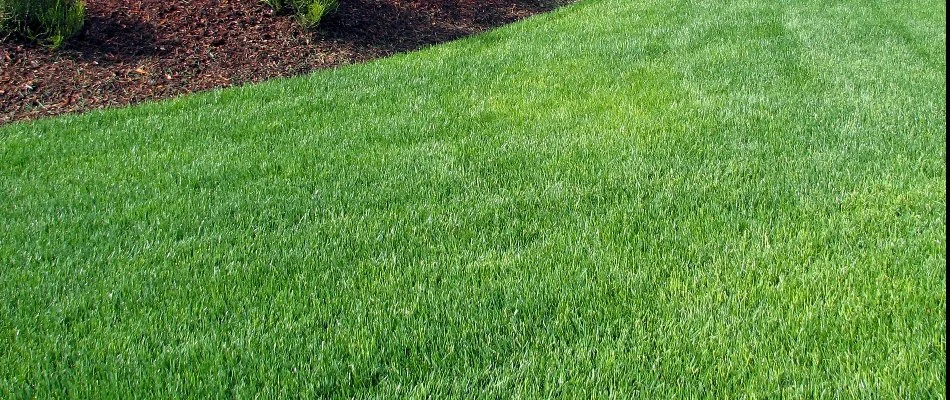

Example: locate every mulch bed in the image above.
[1,0,568,124]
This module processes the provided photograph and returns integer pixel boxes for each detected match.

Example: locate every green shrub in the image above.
[263,0,338,29]
[0,0,85,48]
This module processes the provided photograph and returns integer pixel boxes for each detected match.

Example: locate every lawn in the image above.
[0,0,945,397]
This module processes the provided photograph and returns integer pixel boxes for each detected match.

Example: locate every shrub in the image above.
[264,0,339,29]
[0,0,85,48]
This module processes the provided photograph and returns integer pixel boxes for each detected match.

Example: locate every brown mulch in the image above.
[1,0,568,124]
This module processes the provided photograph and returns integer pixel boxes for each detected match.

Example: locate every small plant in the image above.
[261,0,286,10]
[0,0,85,48]
[264,0,338,29]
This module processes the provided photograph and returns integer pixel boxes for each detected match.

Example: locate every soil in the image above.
[1,0,569,124]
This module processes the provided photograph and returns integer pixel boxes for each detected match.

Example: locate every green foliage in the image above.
[0,0,85,48]
[263,0,338,29]
[260,0,284,9]
[297,0,338,28]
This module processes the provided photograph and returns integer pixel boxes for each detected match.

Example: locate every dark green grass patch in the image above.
[0,0,85,48]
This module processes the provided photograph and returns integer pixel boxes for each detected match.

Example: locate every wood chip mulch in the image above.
[1,0,569,124]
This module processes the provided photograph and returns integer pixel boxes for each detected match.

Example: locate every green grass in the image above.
[0,0,945,397]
